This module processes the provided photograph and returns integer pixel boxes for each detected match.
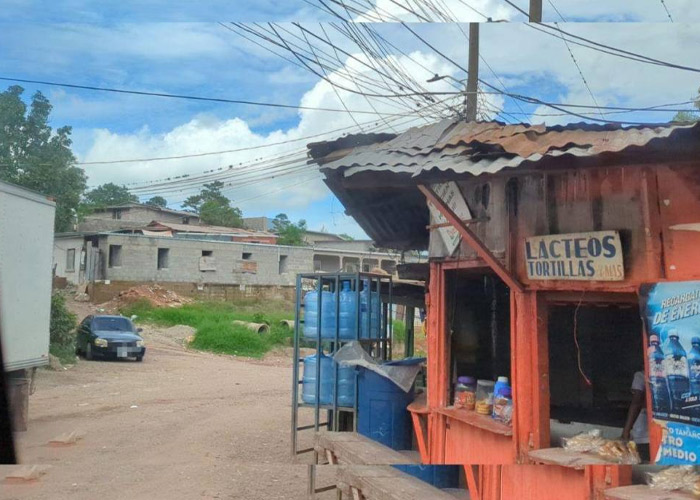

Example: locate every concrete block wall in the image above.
[88,280,295,305]
[95,233,400,289]
[53,236,85,285]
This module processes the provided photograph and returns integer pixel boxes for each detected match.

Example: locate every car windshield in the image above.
[93,317,133,332]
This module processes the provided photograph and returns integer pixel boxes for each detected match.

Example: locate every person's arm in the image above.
[622,389,645,441]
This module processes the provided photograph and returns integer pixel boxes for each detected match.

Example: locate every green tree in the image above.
[0,85,86,231]
[145,195,167,208]
[271,213,308,246]
[672,86,700,122]
[339,233,355,241]
[183,181,243,227]
[83,182,138,207]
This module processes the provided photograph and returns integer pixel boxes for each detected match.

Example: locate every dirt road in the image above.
[2,325,332,500]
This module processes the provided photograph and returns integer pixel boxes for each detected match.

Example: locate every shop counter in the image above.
[437,407,513,436]
[437,406,515,464]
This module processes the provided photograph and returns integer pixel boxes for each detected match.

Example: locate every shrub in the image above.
[50,293,77,346]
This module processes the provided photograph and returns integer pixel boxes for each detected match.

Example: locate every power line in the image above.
[552,20,604,120]
[659,0,674,22]
[547,0,567,21]
[0,76,460,117]
[77,115,404,166]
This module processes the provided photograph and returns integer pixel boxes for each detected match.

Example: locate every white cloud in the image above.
[45,20,700,238]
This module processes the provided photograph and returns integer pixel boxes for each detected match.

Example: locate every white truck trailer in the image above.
[0,180,55,431]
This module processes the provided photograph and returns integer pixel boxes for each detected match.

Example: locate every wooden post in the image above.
[466,23,479,121]
[511,292,550,462]
[427,261,450,463]
[405,306,415,358]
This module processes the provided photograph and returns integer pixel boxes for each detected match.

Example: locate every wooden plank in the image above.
[437,407,513,437]
[528,448,614,469]
[410,411,429,463]
[407,393,429,414]
[418,184,524,293]
[604,485,696,500]
[339,466,461,500]
[315,432,419,465]
[465,465,480,500]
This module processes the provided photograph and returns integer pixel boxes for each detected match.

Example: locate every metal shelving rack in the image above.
[290,272,393,496]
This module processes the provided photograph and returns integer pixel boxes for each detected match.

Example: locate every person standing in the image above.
[622,371,650,462]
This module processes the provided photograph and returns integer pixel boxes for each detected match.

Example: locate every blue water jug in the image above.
[302,353,333,405]
[689,337,700,397]
[665,330,690,410]
[303,289,337,339]
[339,281,358,340]
[336,364,356,407]
[648,334,671,414]
[360,280,381,339]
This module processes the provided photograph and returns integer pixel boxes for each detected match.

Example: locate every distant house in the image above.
[135,221,278,245]
[242,216,270,232]
[78,203,200,232]
[303,230,346,245]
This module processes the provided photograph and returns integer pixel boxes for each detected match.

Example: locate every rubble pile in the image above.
[100,284,193,312]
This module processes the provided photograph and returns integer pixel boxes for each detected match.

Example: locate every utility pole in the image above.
[529,0,543,22]
[465,22,479,121]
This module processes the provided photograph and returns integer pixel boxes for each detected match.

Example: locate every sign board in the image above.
[525,230,624,281]
[427,181,472,257]
[640,281,700,464]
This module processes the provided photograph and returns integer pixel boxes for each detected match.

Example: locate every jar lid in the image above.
[497,376,509,383]
[457,376,475,384]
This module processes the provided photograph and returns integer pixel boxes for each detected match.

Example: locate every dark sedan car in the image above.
[76,315,146,362]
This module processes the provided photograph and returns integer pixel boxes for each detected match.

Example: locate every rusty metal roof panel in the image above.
[320,120,700,178]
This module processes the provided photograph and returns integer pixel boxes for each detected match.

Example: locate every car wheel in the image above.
[135,355,144,362]
[85,343,93,360]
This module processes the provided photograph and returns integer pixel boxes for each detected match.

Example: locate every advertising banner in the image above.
[640,281,700,464]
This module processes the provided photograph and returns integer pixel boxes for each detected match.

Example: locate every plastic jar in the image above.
[475,380,495,415]
[454,376,477,410]
[492,386,513,424]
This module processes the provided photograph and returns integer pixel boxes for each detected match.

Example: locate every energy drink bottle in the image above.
[688,336,700,397]
[648,334,670,414]
[665,330,690,411]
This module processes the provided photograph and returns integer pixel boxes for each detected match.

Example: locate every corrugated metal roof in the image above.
[319,120,700,178]
[145,221,275,238]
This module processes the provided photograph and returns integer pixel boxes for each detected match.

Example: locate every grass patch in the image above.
[121,300,294,358]
[50,342,77,365]
[391,320,406,343]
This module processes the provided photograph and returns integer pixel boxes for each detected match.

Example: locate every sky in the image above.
[1,0,699,238]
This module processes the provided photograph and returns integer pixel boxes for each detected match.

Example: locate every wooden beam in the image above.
[418,184,524,293]
[425,217,489,230]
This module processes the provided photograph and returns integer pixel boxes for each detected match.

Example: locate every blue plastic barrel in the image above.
[360,280,381,339]
[302,353,333,405]
[303,290,337,339]
[339,281,358,340]
[357,358,425,450]
[302,354,356,407]
[393,465,461,488]
[336,364,356,407]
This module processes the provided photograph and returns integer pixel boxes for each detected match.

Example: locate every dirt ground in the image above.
[1,301,334,500]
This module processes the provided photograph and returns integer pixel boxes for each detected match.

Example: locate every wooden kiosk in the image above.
[310,120,700,500]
